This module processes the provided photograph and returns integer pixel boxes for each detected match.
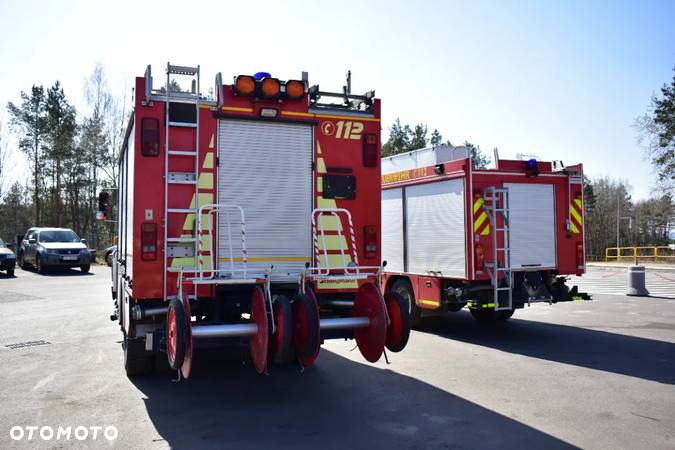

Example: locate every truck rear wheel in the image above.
[272,295,294,364]
[124,338,153,376]
[166,298,187,371]
[470,308,515,323]
[390,279,421,328]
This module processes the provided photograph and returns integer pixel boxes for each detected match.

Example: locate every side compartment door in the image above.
[381,188,404,272]
[406,178,466,278]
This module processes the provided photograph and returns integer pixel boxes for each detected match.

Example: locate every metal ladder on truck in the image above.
[163,63,201,303]
[483,187,513,311]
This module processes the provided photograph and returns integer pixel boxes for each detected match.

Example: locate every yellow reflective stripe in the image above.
[570,204,582,225]
[318,235,348,250]
[317,197,337,209]
[574,198,582,208]
[319,254,353,268]
[203,152,214,169]
[473,197,484,214]
[569,221,580,233]
[317,157,327,174]
[198,173,213,189]
[190,193,213,208]
[317,279,359,289]
[317,176,323,193]
[473,212,488,232]
[221,106,253,113]
[419,299,440,307]
[480,225,490,236]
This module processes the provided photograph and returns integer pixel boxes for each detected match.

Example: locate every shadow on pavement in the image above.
[130,347,573,450]
[418,311,675,385]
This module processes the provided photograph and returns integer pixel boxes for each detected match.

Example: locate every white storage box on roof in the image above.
[381,145,468,175]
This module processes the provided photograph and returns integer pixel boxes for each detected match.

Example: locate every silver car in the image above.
[0,238,16,276]
[19,228,91,274]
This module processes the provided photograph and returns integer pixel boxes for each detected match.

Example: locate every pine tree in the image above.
[7,86,48,225]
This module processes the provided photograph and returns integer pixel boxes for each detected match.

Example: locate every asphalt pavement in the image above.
[0,266,673,449]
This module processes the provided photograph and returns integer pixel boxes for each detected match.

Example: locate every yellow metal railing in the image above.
[605,246,675,263]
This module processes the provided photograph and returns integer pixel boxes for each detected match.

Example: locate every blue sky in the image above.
[0,0,673,199]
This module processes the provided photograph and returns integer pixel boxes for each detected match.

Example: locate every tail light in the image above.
[141,223,157,261]
[141,118,160,156]
[576,242,584,270]
[475,243,484,274]
[364,225,377,259]
[362,134,378,168]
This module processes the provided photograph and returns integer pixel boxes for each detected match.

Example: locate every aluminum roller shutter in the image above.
[406,178,466,277]
[381,188,404,272]
[217,120,312,282]
[504,183,556,269]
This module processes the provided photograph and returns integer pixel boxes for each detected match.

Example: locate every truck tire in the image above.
[123,338,153,376]
[470,308,515,323]
[390,279,421,328]
[166,298,187,371]
[272,295,294,364]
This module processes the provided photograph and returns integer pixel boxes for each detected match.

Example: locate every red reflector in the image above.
[475,243,484,274]
[141,118,160,157]
[364,225,377,259]
[362,133,378,168]
[141,222,157,261]
[576,242,584,268]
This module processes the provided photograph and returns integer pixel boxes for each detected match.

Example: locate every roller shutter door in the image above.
[505,183,557,269]
[381,188,404,272]
[406,179,466,278]
[217,120,312,281]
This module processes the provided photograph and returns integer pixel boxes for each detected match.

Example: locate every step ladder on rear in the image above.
[483,187,513,311]
[162,63,202,302]
[308,208,381,282]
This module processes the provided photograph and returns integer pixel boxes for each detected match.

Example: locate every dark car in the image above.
[0,238,16,276]
[19,228,91,274]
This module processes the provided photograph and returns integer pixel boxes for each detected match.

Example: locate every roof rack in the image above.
[309,70,375,113]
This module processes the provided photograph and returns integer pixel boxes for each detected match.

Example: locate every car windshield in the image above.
[38,230,80,243]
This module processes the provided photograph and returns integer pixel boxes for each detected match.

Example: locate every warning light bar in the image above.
[233,74,306,100]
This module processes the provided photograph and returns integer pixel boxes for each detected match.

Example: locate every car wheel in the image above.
[19,253,28,270]
[7,269,14,277]
[36,254,45,274]
[106,252,113,267]
[80,264,90,273]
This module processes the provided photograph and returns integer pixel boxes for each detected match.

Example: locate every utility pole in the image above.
[616,192,620,249]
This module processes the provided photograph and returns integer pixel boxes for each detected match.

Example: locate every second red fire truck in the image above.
[380,145,590,326]
[110,63,409,378]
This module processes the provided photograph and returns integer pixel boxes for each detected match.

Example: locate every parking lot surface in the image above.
[0,266,673,449]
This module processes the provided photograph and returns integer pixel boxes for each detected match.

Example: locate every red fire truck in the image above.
[380,145,590,326]
[110,63,409,378]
